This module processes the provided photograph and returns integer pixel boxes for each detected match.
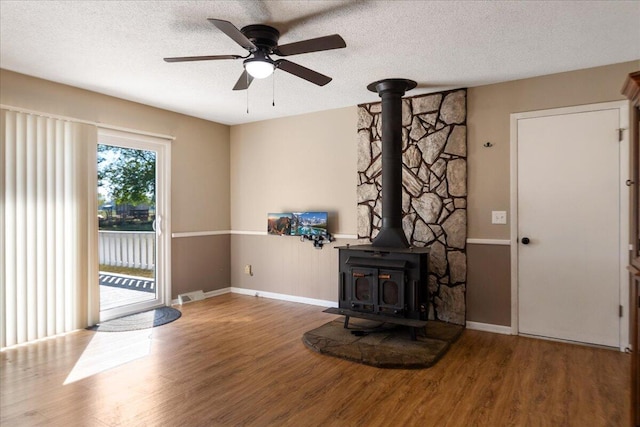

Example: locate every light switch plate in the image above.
[492,211,507,225]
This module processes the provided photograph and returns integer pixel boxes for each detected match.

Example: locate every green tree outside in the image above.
[98,144,156,230]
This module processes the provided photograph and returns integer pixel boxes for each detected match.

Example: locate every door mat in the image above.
[88,306,181,332]
[302,318,464,369]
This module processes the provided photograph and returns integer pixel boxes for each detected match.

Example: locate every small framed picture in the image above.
[267,213,293,235]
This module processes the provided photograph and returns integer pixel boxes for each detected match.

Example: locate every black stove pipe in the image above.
[366,78,417,248]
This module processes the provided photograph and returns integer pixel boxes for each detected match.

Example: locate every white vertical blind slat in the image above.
[26,114,37,342]
[36,117,47,339]
[0,112,6,347]
[54,120,65,335]
[4,112,17,346]
[1,110,97,348]
[46,118,56,338]
[15,113,27,344]
[64,122,76,332]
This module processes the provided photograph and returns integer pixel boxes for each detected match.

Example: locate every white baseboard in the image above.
[204,288,232,298]
[229,287,336,307]
[466,321,512,335]
[173,286,335,308]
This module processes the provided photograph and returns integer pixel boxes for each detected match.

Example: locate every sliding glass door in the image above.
[97,129,170,321]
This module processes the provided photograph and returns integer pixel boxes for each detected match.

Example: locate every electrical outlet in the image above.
[244,264,252,276]
[492,211,507,225]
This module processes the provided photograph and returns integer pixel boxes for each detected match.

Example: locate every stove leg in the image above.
[343,315,350,329]
[410,327,417,341]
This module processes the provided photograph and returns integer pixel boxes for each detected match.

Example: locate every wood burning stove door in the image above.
[348,266,406,316]
[349,267,377,312]
[377,269,405,315]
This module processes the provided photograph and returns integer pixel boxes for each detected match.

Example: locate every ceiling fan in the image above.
[164,19,346,90]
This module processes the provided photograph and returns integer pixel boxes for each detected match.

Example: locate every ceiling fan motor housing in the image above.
[241,25,280,52]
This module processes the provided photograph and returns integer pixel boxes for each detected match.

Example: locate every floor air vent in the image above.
[178,290,205,305]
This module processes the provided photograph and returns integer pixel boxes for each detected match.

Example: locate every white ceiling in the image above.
[1,1,639,126]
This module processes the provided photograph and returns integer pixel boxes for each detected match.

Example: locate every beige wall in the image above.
[229,107,358,302]
[466,243,511,326]
[0,69,232,296]
[231,234,349,302]
[173,235,231,293]
[467,60,639,239]
[230,107,358,234]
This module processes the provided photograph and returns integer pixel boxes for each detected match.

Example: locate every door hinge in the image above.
[620,305,624,317]
[617,128,627,142]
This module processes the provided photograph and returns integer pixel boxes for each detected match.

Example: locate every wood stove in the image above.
[337,244,429,320]
[326,78,430,339]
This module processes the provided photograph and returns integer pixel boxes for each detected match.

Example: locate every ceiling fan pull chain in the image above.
[246,73,250,114]
[272,72,276,107]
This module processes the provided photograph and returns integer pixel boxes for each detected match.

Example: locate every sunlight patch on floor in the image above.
[64,329,153,385]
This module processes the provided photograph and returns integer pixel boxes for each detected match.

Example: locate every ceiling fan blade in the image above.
[164,55,242,63]
[274,34,345,56]
[208,19,256,51]
[232,70,254,91]
[276,59,332,86]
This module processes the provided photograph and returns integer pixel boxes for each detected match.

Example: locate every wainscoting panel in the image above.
[230,234,353,303]
[171,234,230,298]
[466,243,511,326]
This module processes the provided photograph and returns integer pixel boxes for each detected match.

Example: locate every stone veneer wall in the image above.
[356,89,467,325]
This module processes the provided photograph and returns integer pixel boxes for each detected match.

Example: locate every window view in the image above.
[98,144,157,312]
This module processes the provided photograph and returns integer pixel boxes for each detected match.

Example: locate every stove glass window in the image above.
[381,280,399,305]
[355,277,371,301]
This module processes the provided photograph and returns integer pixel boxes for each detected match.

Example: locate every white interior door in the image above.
[514,103,628,348]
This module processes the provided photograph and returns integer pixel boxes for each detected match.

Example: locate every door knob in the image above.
[521,237,530,245]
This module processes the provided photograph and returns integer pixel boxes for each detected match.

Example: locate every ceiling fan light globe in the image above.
[245,60,274,79]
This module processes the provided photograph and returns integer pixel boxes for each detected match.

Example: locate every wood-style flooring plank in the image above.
[0,293,630,427]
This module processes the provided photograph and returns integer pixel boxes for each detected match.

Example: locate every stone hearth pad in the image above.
[302,318,463,369]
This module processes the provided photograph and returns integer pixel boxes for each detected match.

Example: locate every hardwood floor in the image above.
[1,293,630,426]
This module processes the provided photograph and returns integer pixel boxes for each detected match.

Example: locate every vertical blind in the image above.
[1,110,98,348]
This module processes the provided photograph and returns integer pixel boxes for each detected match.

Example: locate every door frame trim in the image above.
[510,100,630,350]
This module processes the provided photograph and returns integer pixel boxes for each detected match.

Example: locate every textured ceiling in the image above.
[1,0,639,125]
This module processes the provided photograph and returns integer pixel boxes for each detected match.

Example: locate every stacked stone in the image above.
[356,89,467,325]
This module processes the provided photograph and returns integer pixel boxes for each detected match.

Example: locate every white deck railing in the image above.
[98,231,155,270]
